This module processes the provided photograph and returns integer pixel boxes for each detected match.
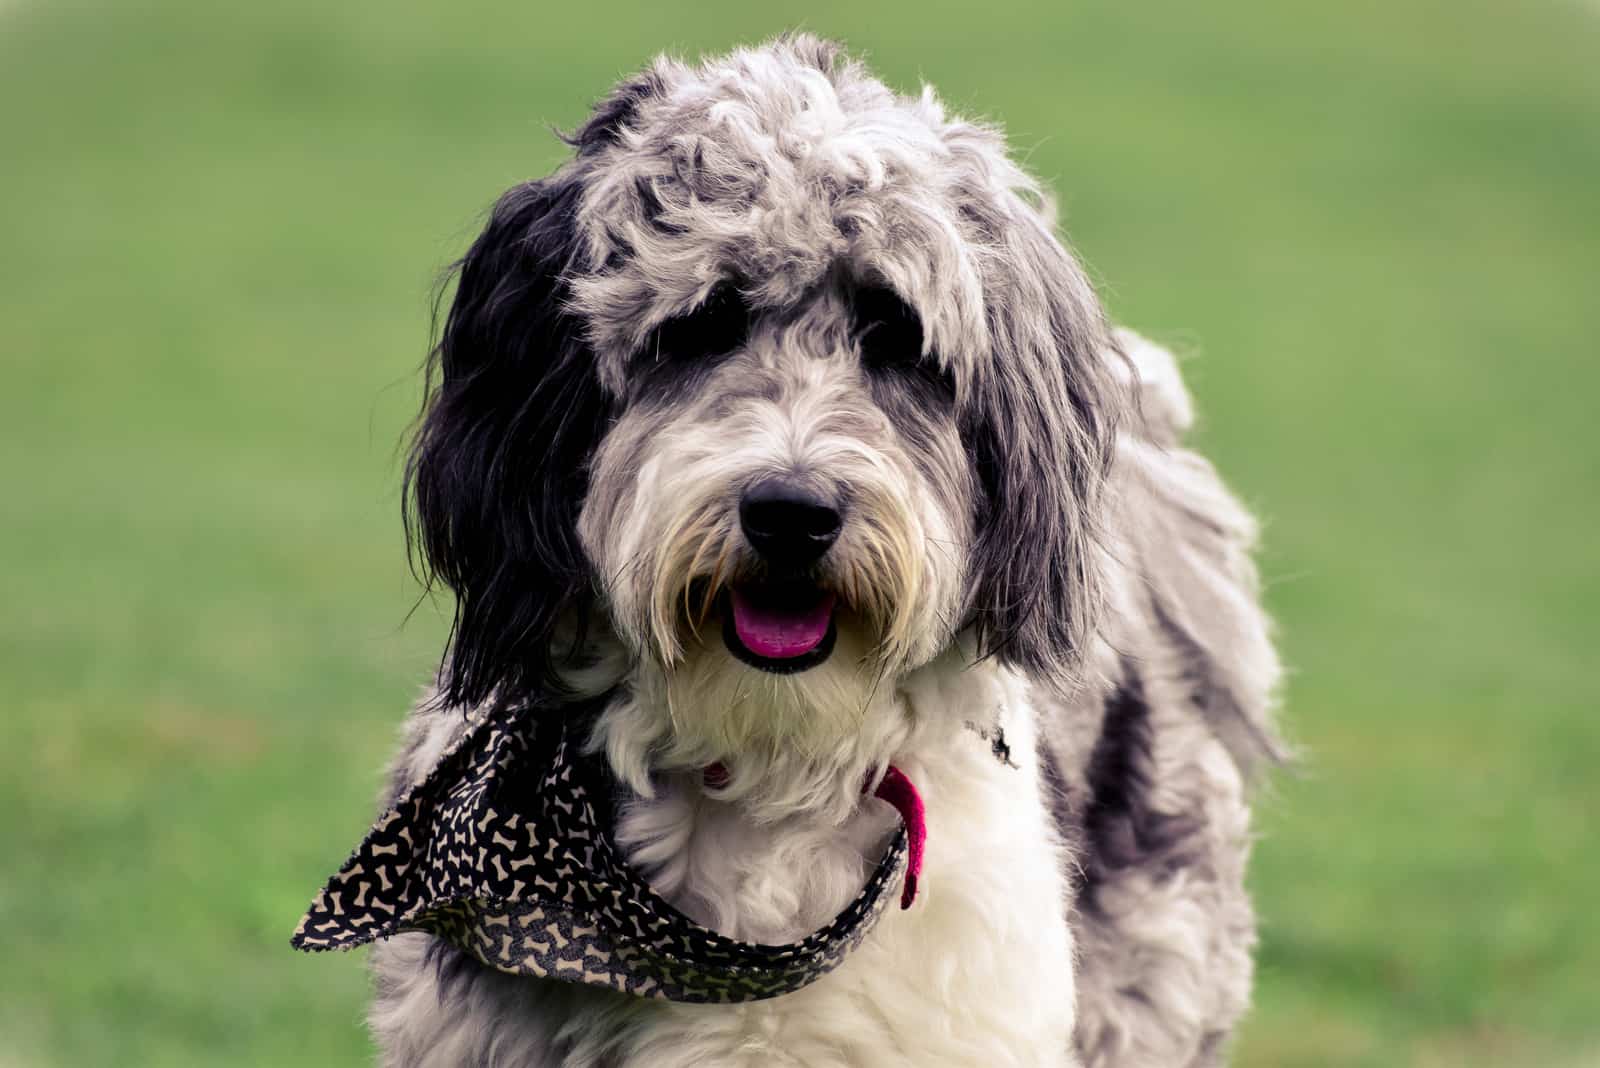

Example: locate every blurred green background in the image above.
[2,0,1596,1064]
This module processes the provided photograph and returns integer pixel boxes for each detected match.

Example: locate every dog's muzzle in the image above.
[720,478,843,673]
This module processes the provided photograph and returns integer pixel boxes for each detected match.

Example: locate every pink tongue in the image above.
[730,588,836,659]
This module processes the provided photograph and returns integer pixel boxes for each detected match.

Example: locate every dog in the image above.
[327,34,1283,1068]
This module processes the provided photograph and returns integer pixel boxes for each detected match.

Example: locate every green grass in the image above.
[2,0,1596,1064]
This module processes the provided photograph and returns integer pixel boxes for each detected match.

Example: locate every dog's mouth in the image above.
[721,580,837,674]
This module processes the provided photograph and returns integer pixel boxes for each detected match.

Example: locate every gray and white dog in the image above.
[367,34,1283,1068]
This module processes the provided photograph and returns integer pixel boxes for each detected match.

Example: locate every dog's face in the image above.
[407,37,1120,768]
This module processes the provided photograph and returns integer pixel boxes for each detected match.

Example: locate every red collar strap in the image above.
[702,763,926,909]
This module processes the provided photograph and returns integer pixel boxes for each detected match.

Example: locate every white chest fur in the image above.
[599,665,1079,1068]
[370,663,1080,1068]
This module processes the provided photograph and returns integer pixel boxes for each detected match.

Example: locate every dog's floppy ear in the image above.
[405,173,607,712]
[965,202,1122,685]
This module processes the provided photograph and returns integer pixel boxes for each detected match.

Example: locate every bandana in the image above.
[291,702,920,1003]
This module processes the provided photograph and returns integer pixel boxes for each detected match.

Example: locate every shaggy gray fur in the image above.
[1041,332,1283,1066]
[371,36,1281,1067]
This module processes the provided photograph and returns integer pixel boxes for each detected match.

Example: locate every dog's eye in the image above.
[643,285,751,363]
[854,287,926,371]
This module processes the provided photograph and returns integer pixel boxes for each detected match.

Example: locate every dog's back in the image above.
[1042,330,1283,1067]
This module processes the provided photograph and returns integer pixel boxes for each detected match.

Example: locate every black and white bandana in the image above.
[291,703,912,1003]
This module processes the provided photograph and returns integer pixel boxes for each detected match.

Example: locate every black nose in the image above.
[739,479,841,568]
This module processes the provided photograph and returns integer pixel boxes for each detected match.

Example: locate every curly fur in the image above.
[365,35,1282,1068]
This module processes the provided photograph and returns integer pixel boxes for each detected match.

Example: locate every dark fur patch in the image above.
[566,70,664,154]
[962,218,1123,685]
[853,288,932,376]
[1079,674,1208,898]
[637,284,752,367]
[421,935,484,997]
[404,175,610,712]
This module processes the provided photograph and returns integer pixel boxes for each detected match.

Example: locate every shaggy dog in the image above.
[334,34,1283,1068]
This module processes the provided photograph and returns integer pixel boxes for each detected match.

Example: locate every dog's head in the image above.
[407,36,1121,783]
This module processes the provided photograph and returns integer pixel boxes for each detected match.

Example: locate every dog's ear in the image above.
[405,174,608,712]
[964,202,1123,685]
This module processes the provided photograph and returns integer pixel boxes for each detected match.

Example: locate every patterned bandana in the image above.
[291,703,915,1003]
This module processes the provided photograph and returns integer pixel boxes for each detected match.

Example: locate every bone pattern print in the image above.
[294,705,908,1003]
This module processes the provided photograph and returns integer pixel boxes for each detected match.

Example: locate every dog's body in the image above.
[362,37,1280,1068]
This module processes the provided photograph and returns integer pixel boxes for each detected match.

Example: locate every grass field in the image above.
[2,1,1596,1064]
